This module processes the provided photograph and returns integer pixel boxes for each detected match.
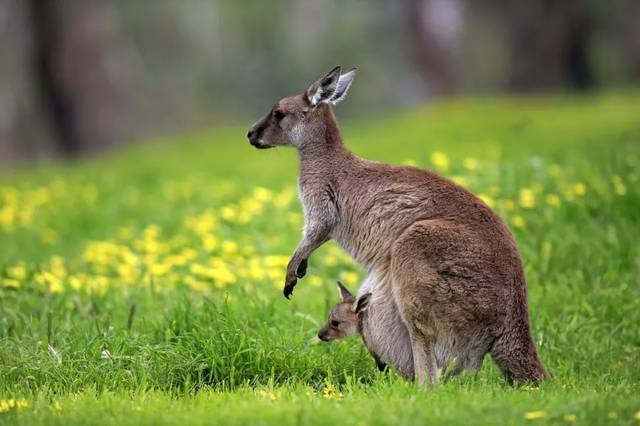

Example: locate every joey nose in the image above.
[247,129,255,139]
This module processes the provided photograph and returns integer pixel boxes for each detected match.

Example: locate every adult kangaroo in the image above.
[246,66,548,386]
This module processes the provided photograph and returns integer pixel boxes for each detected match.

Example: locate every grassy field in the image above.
[1,93,639,425]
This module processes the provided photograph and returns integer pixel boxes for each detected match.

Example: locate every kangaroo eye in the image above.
[273,110,285,121]
[331,320,340,327]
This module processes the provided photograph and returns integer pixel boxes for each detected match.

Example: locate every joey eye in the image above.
[331,320,340,327]
[273,110,286,121]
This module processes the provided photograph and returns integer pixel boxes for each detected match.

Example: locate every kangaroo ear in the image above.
[336,281,354,302]
[329,68,357,105]
[353,292,372,314]
[306,66,341,107]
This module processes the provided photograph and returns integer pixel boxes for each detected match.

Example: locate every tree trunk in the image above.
[26,0,125,157]
[507,0,592,91]
[622,0,640,81]
[405,0,461,97]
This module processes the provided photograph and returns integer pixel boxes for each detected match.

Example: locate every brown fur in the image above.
[247,66,548,386]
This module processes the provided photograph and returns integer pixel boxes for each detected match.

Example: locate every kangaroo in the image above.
[318,282,413,378]
[247,66,548,386]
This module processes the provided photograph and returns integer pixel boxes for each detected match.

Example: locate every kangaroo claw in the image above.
[283,278,297,299]
[296,259,308,278]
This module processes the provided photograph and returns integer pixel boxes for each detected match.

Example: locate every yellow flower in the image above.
[7,263,27,280]
[612,176,626,196]
[635,411,640,421]
[323,255,337,267]
[519,188,535,208]
[17,399,28,408]
[502,200,515,211]
[323,384,336,398]
[563,414,576,422]
[253,187,272,202]
[524,411,546,420]
[463,157,478,171]
[221,206,237,221]
[222,240,238,255]
[451,176,468,187]
[478,194,494,208]
[342,271,359,286]
[573,182,586,196]
[511,215,525,229]
[430,151,449,171]
[308,275,322,287]
[545,194,561,207]
[2,278,21,289]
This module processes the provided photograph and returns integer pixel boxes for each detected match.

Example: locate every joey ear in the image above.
[336,281,354,302]
[353,292,372,314]
[306,66,341,107]
[329,68,357,105]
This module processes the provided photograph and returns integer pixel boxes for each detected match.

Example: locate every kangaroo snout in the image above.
[247,123,273,149]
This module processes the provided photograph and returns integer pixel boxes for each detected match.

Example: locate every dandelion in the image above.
[308,275,322,287]
[253,187,272,202]
[2,278,21,289]
[7,263,27,280]
[511,215,525,229]
[545,194,561,207]
[222,240,239,255]
[563,414,576,422]
[502,200,516,211]
[257,389,277,401]
[612,176,626,196]
[221,206,237,221]
[519,188,535,208]
[478,194,494,208]
[451,176,468,187]
[463,157,478,171]
[323,255,338,267]
[524,411,546,420]
[323,384,336,398]
[430,151,449,171]
[342,271,359,286]
[573,182,586,196]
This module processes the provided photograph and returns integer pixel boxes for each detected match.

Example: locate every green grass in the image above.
[1,93,639,425]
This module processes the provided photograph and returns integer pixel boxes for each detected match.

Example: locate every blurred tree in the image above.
[622,0,640,81]
[26,0,126,156]
[507,0,593,91]
[405,0,462,97]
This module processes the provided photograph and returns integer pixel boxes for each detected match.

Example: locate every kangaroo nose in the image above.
[247,129,255,139]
